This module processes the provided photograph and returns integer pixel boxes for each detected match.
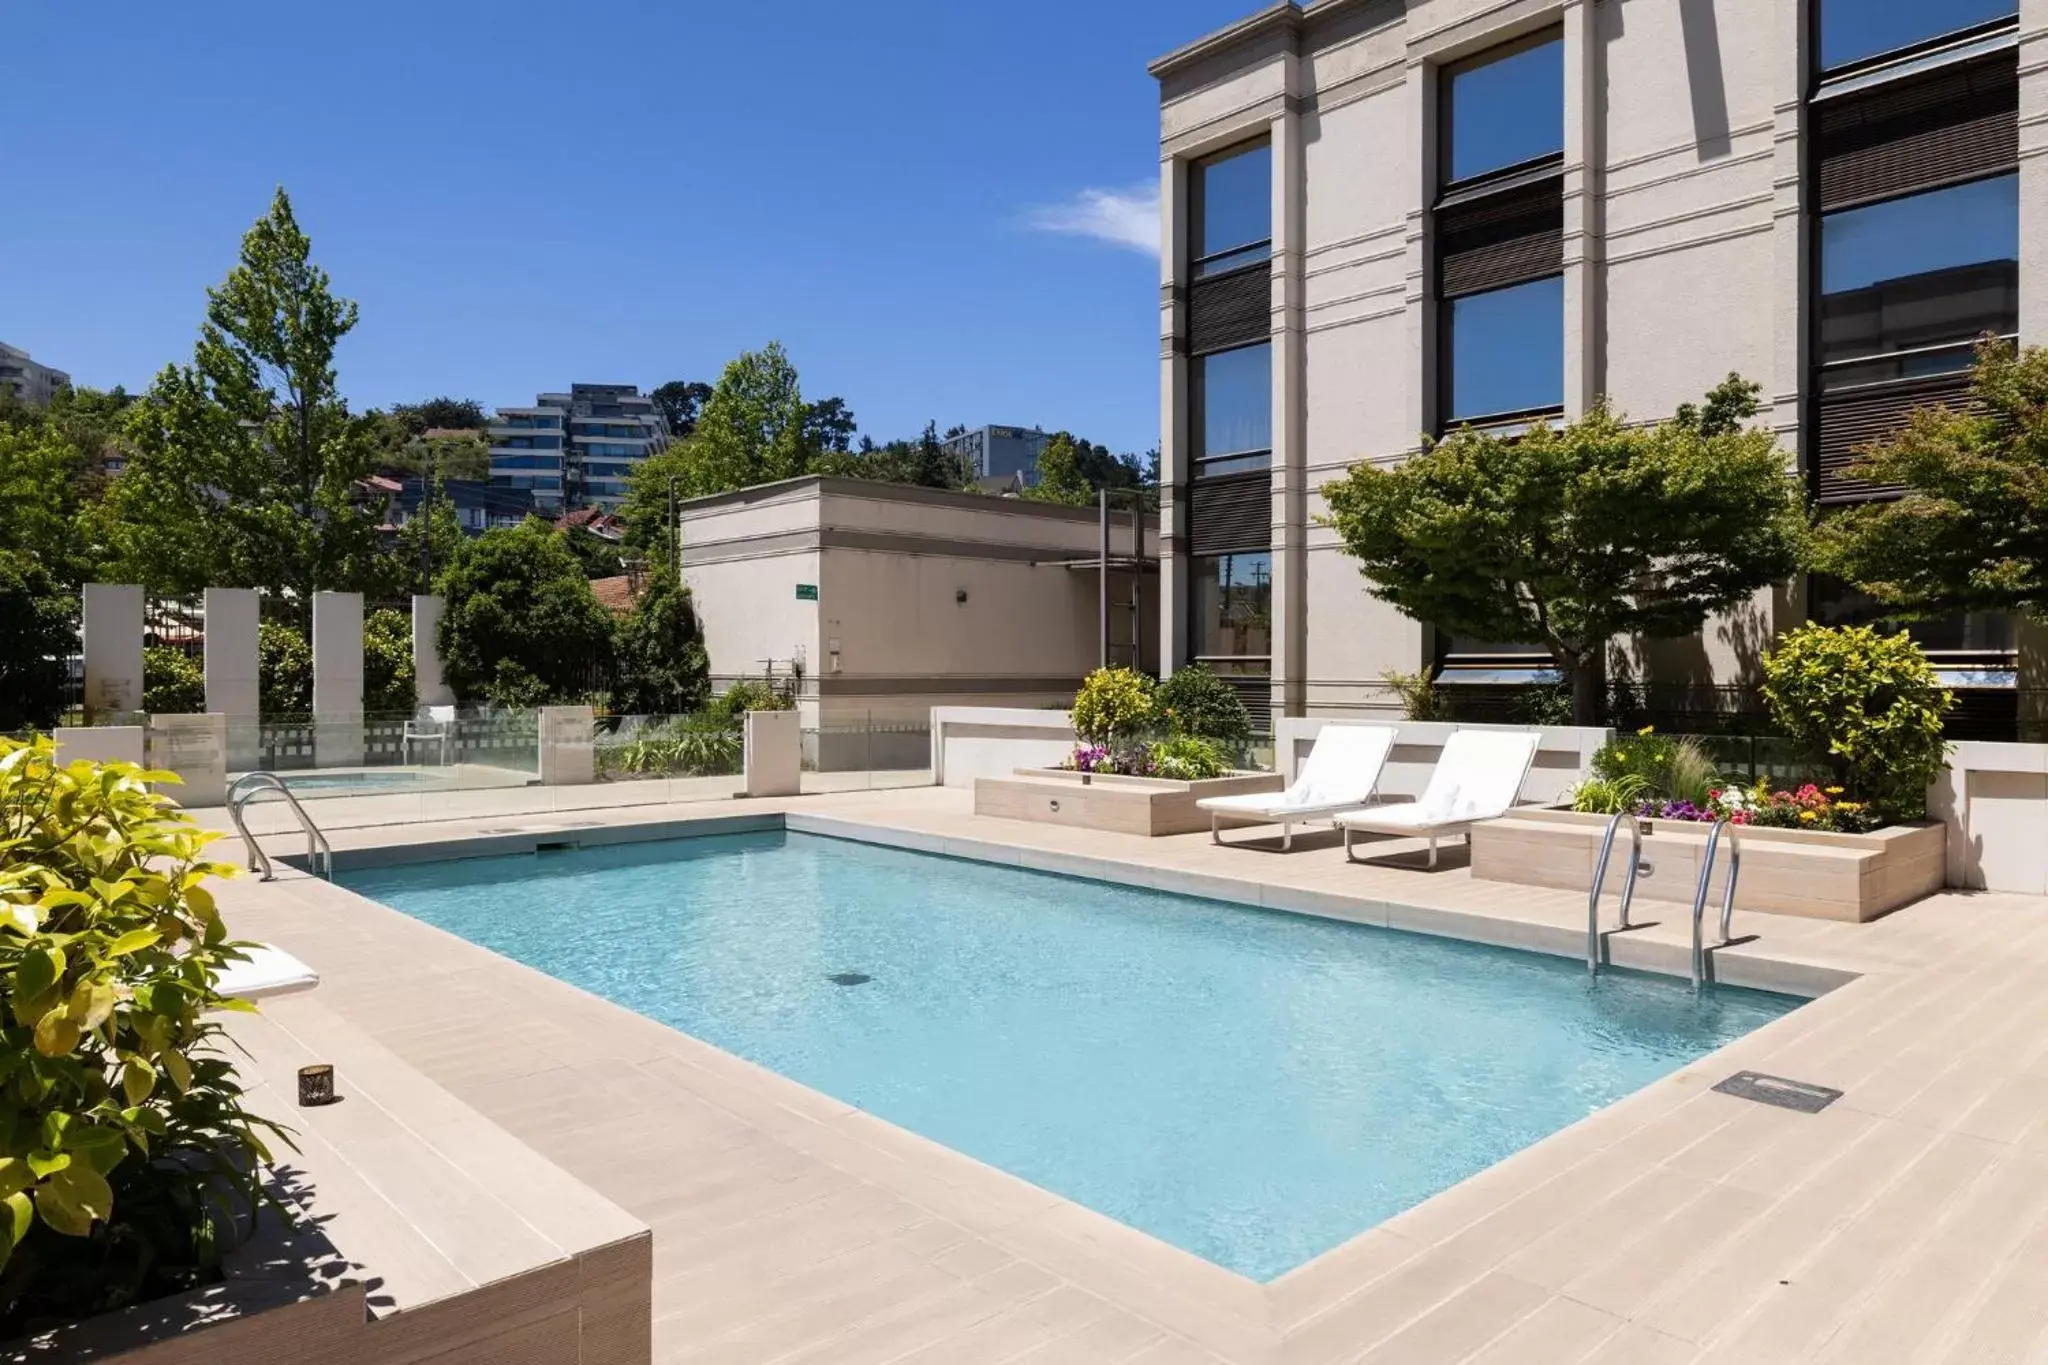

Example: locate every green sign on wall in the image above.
[795,583,819,601]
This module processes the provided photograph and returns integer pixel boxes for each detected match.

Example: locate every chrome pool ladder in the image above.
[1690,820,1740,992]
[226,773,333,883]
[1586,811,1645,975]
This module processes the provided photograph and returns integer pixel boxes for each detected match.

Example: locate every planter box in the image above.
[975,767,1284,837]
[1469,808,1946,923]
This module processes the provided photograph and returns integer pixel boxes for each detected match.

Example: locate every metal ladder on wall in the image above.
[226,773,333,883]
[1587,810,1739,991]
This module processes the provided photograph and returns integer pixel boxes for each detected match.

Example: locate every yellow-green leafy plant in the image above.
[1069,667,1156,750]
[1758,624,1952,822]
[1147,736,1229,782]
[0,736,286,1334]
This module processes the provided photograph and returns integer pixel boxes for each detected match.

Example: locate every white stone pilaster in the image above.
[1562,0,1601,414]
[311,591,364,768]
[203,587,260,769]
[1271,83,1309,721]
[412,594,454,706]
[82,583,144,721]
[2021,0,2048,344]
[1160,153,1191,676]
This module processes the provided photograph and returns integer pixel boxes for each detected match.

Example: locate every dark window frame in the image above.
[1438,26,1565,194]
[1189,139,1273,280]
[1188,548,1275,677]
[1189,340,1274,481]
[1811,6,2017,86]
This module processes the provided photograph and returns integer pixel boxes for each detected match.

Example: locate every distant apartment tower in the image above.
[940,425,1051,485]
[0,342,70,407]
[488,382,669,512]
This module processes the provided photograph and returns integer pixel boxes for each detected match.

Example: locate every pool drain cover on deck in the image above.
[1713,1071,1842,1114]
[828,972,872,987]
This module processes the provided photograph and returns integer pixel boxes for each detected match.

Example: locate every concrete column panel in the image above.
[53,727,147,768]
[537,705,596,786]
[82,583,144,721]
[413,594,454,707]
[1270,100,1309,722]
[1561,0,1602,415]
[1768,0,1810,458]
[1402,57,1436,440]
[203,588,261,770]
[2022,0,2048,344]
[147,713,227,808]
[311,591,364,769]
[1159,154,1191,675]
[743,710,802,798]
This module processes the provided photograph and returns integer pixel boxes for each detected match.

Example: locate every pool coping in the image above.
[216,790,2048,1363]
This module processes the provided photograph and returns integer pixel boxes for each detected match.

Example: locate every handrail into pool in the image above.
[1690,820,1739,991]
[226,773,333,883]
[1586,810,1644,976]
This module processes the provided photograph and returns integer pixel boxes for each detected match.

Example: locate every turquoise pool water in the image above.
[340,830,1797,1280]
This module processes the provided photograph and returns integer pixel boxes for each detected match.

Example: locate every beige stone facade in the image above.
[680,477,1156,763]
[1154,0,2046,726]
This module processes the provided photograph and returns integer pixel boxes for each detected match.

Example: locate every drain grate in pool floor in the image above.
[827,972,872,987]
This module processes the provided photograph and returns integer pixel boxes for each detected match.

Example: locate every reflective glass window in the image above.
[1192,553,1273,664]
[1445,276,1564,421]
[1443,34,1564,184]
[1192,343,1271,475]
[1819,175,2018,382]
[1192,141,1271,277]
[1820,0,2015,70]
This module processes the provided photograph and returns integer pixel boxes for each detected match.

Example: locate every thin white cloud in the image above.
[1024,184,1160,256]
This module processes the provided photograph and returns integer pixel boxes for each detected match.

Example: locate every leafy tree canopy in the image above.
[817,421,969,490]
[0,386,131,588]
[436,518,615,705]
[1024,432,1096,506]
[390,396,487,434]
[0,552,76,731]
[1320,375,1805,723]
[1809,340,2048,621]
[98,188,386,600]
[650,380,713,438]
[611,566,711,716]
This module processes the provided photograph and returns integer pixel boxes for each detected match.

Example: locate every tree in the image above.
[0,386,128,588]
[363,608,417,715]
[801,396,858,454]
[436,519,615,705]
[1025,432,1095,506]
[818,421,969,490]
[99,188,384,606]
[0,554,75,731]
[1809,340,2048,622]
[392,473,464,592]
[390,397,487,434]
[651,380,713,438]
[1320,376,1805,724]
[259,620,312,716]
[622,343,811,551]
[611,566,711,715]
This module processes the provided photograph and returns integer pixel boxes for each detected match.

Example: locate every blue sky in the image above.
[4,0,1256,456]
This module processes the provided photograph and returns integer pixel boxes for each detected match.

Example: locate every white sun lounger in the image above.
[1196,724,1398,850]
[1332,728,1542,868]
[213,945,321,1002]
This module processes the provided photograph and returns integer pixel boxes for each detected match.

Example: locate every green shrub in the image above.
[1759,624,1952,821]
[1379,669,1452,721]
[1070,667,1154,749]
[1147,735,1229,781]
[1592,728,1677,789]
[597,713,742,779]
[1588,728,1720,808]
[709,677,793,719]
[363,609,417,716]
[1153,665,1253,745]
[141,647,205,715]
[1569,773,1652,815]
[257,621,311,716]
[0,736,286,1335]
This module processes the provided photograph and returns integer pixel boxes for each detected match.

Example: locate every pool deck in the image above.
[206,786,2048,1364]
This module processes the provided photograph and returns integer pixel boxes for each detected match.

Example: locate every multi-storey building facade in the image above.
[0,341,70,407]
[488,383,669,513]
[1153,0,2038,730]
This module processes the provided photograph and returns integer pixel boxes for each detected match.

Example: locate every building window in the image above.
[1191,552,1272,671]
[1445,276,1564,423]
[1819,0,2015,73]
[1442,31,1564,187]
[1192,343,1271,477]
[1191,141,1270,279]
[1818,174,2018,388]
[1809,575,2013,657]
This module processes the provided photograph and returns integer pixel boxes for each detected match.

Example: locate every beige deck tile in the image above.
[1925,1213,2048,1363]
[1279,1245,1497,1365]
[1496,1162,1714,1292]
[888,1283,1120,1364]
[1560,1182,1775,1320]
[1574,1323,1705,1365]
[1347,1271,1552,1365]
[765,1260,1060,1365]
[670,1260,965,1364]
[1267,1229,1423,1334]
[1120,1335,1236,1364]
[996,1308,1170,1363]
[1458,1295,1629,1365]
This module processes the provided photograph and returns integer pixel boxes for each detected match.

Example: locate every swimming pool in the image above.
[340,830,1798,1280]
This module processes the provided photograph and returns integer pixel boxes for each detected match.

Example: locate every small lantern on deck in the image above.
[298,1063,336,1107]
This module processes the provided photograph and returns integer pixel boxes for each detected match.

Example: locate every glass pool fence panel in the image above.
[801,713,934,792]
[584,712,746,810]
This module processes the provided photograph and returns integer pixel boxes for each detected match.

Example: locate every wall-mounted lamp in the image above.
[955,588,969,605]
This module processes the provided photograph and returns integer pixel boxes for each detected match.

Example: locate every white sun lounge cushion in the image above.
[1197,724,1398,817]
[213,945,321,1002]
[1334,728,1542,831]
